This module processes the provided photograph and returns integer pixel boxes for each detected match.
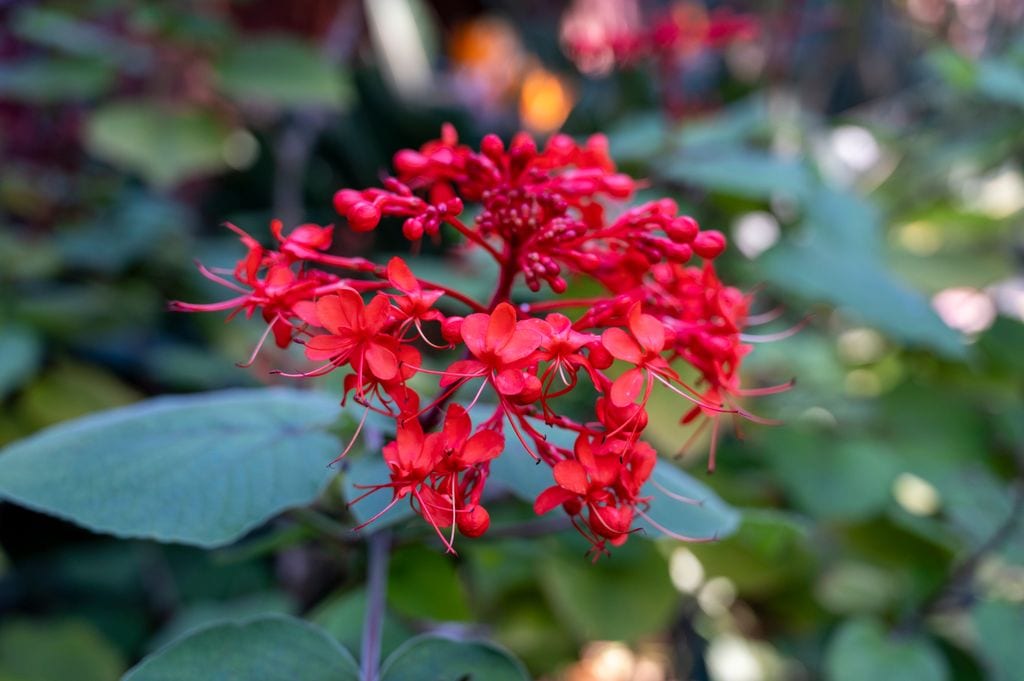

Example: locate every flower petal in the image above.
[628,305,665,353]
[486,302,517,351]
[534,485,577,515]
[610,367,644,407]
[386,256,419,293]
[601,328,643,364]
[443,404,472,448]
[460,313,490,358]
[460,430,504,464]
[497,327,545,364]
[494,368,526,395]
[305,334,356,361]
[553,459,590,495]
[365,342,399,381]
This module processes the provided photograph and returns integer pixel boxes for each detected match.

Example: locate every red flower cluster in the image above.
[173,125,783,557]
[561,0,758,76]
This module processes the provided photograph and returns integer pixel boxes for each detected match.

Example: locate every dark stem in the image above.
[360,529,392,681]
[898,452,1024,633]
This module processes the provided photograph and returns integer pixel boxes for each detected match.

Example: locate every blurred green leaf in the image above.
[311,588,412,660]
[824,618,949,681]
[147,593,294,652]
[123,616,358,681]
[17,361,142,430]
[638,459,741,540]
[972,598,1024,681]
[976,59,1024,108]
[380,635,530,681]
[388,544,471,621]
[0,619,124,681]
[11,7,152,68]
[0,327,42,400]
[84,102,232,187]
[767,433,901,521]
[539,538,676,642]
[691,511,814,596]
[215,37,350,108]
[0,58,114,102]
[658,148,813,200]
[0,389,341,547]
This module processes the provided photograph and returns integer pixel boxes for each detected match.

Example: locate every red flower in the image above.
[299,291,400,385]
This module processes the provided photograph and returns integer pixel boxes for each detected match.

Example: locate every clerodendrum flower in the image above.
[172,124,790,558]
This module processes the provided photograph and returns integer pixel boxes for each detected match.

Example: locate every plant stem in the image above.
[360,529,392,681]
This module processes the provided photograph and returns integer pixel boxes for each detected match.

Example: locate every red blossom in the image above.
[172,124,789,555]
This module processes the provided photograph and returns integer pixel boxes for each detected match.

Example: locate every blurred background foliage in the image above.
[1,0,1023,679]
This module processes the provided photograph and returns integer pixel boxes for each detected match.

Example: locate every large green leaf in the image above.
[123,616,359,681]
[380,635,530,681]
[0,619,124,681]
[0,57,114,102]
[387,545,471,621]
[215,37,349,108]
[311,588,412,660]
[824,618,949,681]
[658,148,813,200]
[84,102,232,187]
[539,538,677,642]
[972,598,1024,681]
[0,388,342,547]
[0,326,42,400]
[637,459,741,540]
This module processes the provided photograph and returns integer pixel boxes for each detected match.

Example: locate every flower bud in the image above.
[457,505,490,537]
[347,202,381,232]
[693,230,727,259]
[666,215,699,242]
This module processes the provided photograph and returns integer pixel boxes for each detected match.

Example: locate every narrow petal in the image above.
[443,404,472,448]
[363,294,393,333]
[610,368,644,407]
[553,459,590,495]
[601,328,644,364]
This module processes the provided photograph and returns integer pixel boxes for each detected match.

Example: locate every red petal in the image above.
[317,291,362,334]
[395,421,425,468]
[494,369,526,395]
[486,302,517,351]
[497,327,544,364]
[365,343,398,381]
[460,430,504,464]
[610,368,644,407]
[363,294,392,333]
[293,300,320,327]
[305,334,356,361]
[534,486,577,515]
[460,313,490,358]
[628,306,665,353]
[439,359,486,387]
[574,435,597,470]
[601,328,643,364]
[553,460,590,495]
[443,404,472,447]
[386,256,418,293]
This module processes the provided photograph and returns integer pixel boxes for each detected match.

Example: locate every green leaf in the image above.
[0,388,341,547]
[0,58,115,102]
[380,635,530,681]
[976,59,1024,107]
[147,593,294,652]
[539,538,677,642]
[972,598,1024,681]
[658,148,813,200]
[824,618,949,681]
[311,588,412,660]
[761,239,965,358]
[84,102,232,187]
[388,545,471,621]
[215,37,349,108]
[637,459,741,540]
[123,616,359,681]
[17,361,142,430]
[0,326,42,400]
[0,619,124,681]
[690,510,814,596]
